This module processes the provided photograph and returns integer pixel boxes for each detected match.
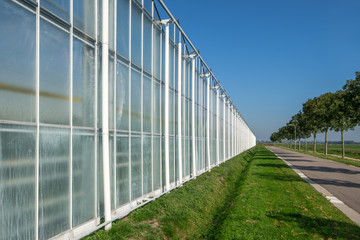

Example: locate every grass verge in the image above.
[273,145,360,168]
[84,147,256,240]
[84,146,360,239]
[205,146,360,239]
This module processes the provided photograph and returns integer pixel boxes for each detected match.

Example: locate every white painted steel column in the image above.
[177,42,183,183]
[164,23,170,191]
[223,99,226,161]
[35,2,40,239]
[216,89,220,165]
[228,106,230,159]
[206,75,210,169]
[102,0,112,230]
[191,57,196,177]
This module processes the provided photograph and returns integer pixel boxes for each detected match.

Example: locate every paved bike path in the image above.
[267,146,360,219]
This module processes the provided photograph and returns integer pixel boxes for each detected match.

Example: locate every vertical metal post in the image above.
[35,1,40,239]
[128,0,132,203]
[177,41,182,183]
[94,0,98,222]
[102,0,112,230]
[191,57,196,177]
[216,89,220,165]
[69,0,73,229]
[223,99,225,161]
[206,76,210,169]
[228,106,231,158]
[164,23,170,191]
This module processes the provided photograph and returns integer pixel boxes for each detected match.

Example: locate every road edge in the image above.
[266,146,360,226]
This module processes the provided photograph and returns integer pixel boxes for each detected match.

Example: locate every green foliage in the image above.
[330,90,357,132]
[343,72,360,125]
[270,71,360,148]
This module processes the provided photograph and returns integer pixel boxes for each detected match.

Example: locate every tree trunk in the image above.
[298,136,301,150]
[313,133,317,153]
[341,129,345,159]
[305,138,307,151]
[325,129,328,155]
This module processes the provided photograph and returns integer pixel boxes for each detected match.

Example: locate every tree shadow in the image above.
[295,165,360,175]
[253,172,304,182]
[267,212,360,239]
[255,163,290,168]
[309,178,360,189]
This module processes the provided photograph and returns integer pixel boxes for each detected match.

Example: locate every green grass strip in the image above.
[206,146,360,240]
[273,145,360,168]
[85,146,360,239]
[85,147,256,240]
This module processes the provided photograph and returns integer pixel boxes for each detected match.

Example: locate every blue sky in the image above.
[163,0,360,142]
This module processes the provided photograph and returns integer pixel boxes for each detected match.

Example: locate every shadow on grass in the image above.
[268,212,360,240]
[253,172,304,182]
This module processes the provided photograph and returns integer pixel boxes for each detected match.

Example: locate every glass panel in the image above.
[143,136,151,194]
[144,0,152,14]
[0,2,36,122]
[0,124,36,240]
[131,69,141,132]
[109,54,115,130]
[73,38,95,127]
[116,0,129,59]
[131,136,141,200]
[169,136,174,183]
[153,136,160,190]
[153,27,161,79]
[143,16,152,73]
[116,60,129,131]
[40,19,70,125]
[143,76,151,133]
[109,0,115,50]
[169,90,174,135]
[72,130,95,227]
[131,4,142,66]
[73,0,95,37]
[153,82,160,133]
[116,135,129,206]
[41,0,70,21]
[97,134,104,217]
[39,127,70,240]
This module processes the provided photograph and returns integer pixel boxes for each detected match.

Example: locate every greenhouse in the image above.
[0,0,256,239]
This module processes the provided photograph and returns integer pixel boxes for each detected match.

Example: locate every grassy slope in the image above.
[85,146,360,240]
[206,146,360,240]
[85,148,256,240]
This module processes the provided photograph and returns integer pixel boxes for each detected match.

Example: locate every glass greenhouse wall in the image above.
[0,0,256,239]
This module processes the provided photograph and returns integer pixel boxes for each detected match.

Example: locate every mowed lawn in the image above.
[85,146,360,240]
[273,143,360,168]
[287,143,360,160]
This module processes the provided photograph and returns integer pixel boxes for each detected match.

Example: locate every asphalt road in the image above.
[267,146,360,214]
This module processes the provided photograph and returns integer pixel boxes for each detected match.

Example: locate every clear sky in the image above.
[163,0,360,142]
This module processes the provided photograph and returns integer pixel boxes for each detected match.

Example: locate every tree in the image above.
[270,132,281,143]
[297,111,312,150]
[317,92,337,155]
[330,90,357,158]
[343,72,360,126]
[302,97,322,153]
